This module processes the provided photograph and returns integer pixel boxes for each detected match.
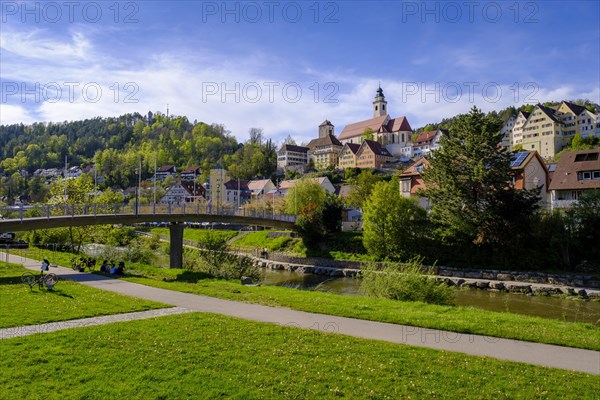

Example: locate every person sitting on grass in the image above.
[115,261,125,275]
[100,260,109,273]
[109,261,117,275]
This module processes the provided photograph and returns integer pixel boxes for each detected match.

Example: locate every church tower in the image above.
[318,120,334,138]
[373,86,387,118]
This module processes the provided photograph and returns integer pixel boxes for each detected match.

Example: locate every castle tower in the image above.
[373,86,387,118]
[318,120,334,138]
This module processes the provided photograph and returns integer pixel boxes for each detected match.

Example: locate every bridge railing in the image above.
[0,203,297,224]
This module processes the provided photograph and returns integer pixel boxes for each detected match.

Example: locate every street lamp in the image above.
[135,158,141,216]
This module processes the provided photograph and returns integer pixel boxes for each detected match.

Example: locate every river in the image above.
[261,269,600,324]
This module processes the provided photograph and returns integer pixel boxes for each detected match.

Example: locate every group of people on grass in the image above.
[100,260,125,275]
[38,258,124,276]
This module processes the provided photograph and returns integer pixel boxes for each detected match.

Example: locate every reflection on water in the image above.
[262,269,600,324]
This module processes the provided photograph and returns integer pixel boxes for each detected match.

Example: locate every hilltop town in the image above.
[2,87,599,215]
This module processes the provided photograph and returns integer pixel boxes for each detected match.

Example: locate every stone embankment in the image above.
[250,256,600,299]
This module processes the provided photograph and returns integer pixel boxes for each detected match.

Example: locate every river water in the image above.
[261,269,600,324]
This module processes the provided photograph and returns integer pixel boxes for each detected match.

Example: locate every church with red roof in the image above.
[336,86,413,158]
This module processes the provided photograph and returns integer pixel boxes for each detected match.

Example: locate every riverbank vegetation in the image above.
[0,262,166,328]
[360,259,455,305]
[2,312,597,399]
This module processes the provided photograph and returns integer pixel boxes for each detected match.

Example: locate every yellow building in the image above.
[521,104,564,159]
[207,164,230,207]
[554,101,587,140]
[337,143,360,169]
[521,101,596,159]
[306,133,343,169]
[510,110,530,149]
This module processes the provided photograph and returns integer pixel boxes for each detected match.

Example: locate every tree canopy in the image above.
[421,107,540,247]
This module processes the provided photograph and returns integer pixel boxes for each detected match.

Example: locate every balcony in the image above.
[551,199,578,209]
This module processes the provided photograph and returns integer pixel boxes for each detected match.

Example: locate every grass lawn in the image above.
[121,272,600,351]
[1,312,597,399]
[231,230,301,252]
[150,227,238,243]
[14,249,600,350]
[0,262,167,329]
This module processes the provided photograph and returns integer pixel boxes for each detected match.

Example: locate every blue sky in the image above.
[1,0,599,144]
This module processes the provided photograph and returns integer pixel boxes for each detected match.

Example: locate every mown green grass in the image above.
[0,262,167,328]
[231,230,298,251]
[122,273,600,351]
[1,312,597,399]
[150,227,238,243]
[15,250,600,350]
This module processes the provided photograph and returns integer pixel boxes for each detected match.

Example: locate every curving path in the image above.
[2,252,599,375]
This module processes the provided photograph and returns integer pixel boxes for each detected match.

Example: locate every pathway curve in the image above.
[2,252,599,375]
[0,307,193,339]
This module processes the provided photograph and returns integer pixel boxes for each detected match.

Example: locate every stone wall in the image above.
[437,266,600,289]
[262,252,600,288]
[247,253,600,299]
[266,252,364,269]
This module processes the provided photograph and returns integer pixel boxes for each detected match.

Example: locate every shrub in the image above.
[184,236,262,282]
[360,258,454,305]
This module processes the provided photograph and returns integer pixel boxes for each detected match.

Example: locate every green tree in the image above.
[421,107,540,248]
[346,170,383,210]
[361,128,374,141]
[284,177,327,215]
[569,190,600,266]
[285,178,327,244]
[362,179,427,260]
[322,193,343,234]
[570,134,591,151]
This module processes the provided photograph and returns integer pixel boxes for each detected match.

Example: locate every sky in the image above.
[1,0,599,145]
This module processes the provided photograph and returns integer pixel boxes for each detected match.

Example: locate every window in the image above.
[593,171,600,179]
[582,171,592,180]
[575,153,599,161]
[401,180,410,193]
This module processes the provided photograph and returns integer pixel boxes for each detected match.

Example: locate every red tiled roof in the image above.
[180,181,205,197]
[224,180,250,190]
[181,166,200,174]
[157,165,175,172]
[387,116,412,132]
[279,144,308,153]
[359,140,392,157]
[338,115,413,140]
[414,131,437,144]
[306,134,342,149]
[400,157,431,177]
[548,149,600,191]
[319,120,333,126]
[248,179,273,191]
[338,115,389,140]
[344,143,361,154]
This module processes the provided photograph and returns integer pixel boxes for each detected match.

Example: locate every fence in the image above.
[0,203,296,224]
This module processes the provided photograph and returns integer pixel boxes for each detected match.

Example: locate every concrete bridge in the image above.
[0,203,296,268]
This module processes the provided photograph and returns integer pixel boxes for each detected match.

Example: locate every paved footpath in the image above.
[2,252,599,375]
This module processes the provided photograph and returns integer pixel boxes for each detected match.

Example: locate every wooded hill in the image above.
[0,112,277,188]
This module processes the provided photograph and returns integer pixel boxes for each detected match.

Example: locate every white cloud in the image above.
[0,29,91,60]
[0,104,36,125]
[1,27,597,145]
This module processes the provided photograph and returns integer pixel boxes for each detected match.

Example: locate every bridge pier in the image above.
[169,222,184,269]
